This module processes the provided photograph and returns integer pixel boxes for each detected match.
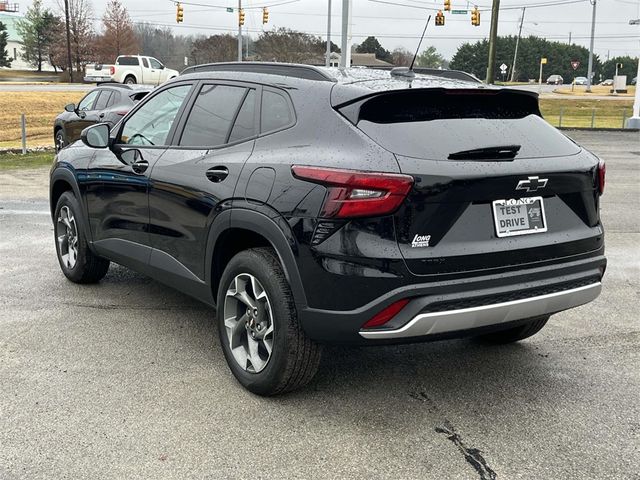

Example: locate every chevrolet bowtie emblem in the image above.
[516,176,548,193]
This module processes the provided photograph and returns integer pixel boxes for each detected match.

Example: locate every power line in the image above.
[368,0,589,12]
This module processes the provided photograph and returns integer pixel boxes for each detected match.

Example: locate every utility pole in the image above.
[510,7,525,82]
[625,19,640,129]
[237,0,242,62]
[586,0,597,92]
[568,31,572,44]
[64,0,73,83]
[486,0,501,84]
[326,0,332,67]
[339,0,352,68]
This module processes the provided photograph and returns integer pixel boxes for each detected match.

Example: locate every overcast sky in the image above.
[38,0,640,60]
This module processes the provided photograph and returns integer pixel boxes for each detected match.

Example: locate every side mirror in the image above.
[64,103,76,113]
[81,123,110,149]
[159,65,165,70]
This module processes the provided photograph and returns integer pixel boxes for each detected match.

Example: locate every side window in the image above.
[78,90,100,111]
[179,85,247,147]
[107,91,120,107]
[141,57,149,68]
[119,84,192,146]
[261,90,293,133]
[228,89,256,144]
[117,57,139,66]
[149,58,162,69]
[93,91,112,111]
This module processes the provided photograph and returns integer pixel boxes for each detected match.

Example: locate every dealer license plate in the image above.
[492,197,547,237]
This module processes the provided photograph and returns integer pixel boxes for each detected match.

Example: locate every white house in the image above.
[1,11,55,71]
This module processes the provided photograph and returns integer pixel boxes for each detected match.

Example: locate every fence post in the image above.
[559,107,564,127]
[622,110,628,128]
[590,109,596,128]
[21,113,27,154]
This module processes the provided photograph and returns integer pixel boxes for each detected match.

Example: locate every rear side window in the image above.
[117,57,139,66]
[107,91,121,107]
[141,58,149,68]
[261,90,293,133]
[228,90,256,143]
[93,91,112,111]
[180,85,247,147]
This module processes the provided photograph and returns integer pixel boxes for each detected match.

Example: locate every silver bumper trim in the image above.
[359,282,602,340]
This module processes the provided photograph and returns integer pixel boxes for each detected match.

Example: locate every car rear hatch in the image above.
[336,88,604,276]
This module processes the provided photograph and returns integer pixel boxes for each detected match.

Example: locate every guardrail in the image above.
[544,108,634,129]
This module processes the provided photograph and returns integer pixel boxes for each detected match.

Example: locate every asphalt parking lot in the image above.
[1,130,638,479]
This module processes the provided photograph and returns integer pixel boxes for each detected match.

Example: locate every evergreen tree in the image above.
[16,0,58,71]
[0,21,11,68]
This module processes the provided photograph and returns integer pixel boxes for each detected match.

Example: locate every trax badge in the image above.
[516,176,548,193]
[411,234,431,248]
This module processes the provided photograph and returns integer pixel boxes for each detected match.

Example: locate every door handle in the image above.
[99,113,105,119]
[131,159,149,174]
[206,166,229,183]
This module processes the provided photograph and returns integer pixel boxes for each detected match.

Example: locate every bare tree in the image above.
[95,0,138,63]
[54,0,96,74]
[190,34,237,64]
[391,47,413,67]
[254,28,325,64]
[134,22,193,71]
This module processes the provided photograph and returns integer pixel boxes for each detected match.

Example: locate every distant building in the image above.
[1,7,55,71]
[311,52,394,68]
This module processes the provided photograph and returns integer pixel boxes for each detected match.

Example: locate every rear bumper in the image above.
[360,282,600,340]
[298,253,606,344]
[84,75,112,83]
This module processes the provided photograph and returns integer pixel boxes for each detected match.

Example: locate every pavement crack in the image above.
[435,420,497,480]
[410,391,497,480]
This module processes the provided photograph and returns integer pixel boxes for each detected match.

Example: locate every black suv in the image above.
[54,83,150,152]
[49,63,606,395]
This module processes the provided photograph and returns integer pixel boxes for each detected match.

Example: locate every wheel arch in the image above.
[50,167,92,242]
[206,209,307,309]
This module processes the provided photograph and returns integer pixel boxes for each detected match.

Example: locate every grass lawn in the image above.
[0,91,86,148]
[0,151,55,170]
[554,85,636,97]
[539,98,634,129]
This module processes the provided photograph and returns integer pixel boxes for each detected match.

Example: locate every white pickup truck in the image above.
[84,55,179,85]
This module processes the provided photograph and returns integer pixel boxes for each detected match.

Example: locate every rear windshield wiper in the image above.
[448,145,521,161]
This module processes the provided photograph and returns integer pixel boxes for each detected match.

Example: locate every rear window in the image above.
[261,90,293,133]
[347,90,581,160]
[117,57,139,66]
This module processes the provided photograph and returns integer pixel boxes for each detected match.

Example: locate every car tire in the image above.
[55,129,66,152]
[54,191,110,284]
[216,247,322,396]
[476,315,550,344]
[124,75,136,85]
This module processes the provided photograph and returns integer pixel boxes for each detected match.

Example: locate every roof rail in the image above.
[95,82,133,90]
[180,62,336,82]
[375,66,482,83]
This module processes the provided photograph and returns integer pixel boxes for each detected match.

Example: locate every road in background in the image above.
[0,131,638,479]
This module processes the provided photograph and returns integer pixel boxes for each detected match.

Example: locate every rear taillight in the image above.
[597,159,606,195]
[362,299,410,329]
[110,66,115,75]
[291,166,413,218]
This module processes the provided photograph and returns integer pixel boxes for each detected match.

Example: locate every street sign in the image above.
[226,7,233,12]
[500,63,508,73]
[451,9,468,14]
[541,58,547,65]
[571,61,580,70]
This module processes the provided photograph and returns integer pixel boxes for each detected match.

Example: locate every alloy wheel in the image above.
[223,273,275,373]
[55,131,65,152]
[56,205,78,269]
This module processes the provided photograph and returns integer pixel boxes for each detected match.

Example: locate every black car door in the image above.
[147,82,259,283]
[85,82,195,270]
[66,89,101,142]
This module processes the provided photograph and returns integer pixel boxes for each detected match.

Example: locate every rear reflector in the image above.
[291,165,413,218]
[361,299,410,329]
[597,159,605,195]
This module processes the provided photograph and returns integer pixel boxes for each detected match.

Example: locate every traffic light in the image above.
[176,2,183,23]
[444,0,451,12]
[239,8,245,26]
[262,7,269,24]
[471,7,480,26]
[435,10,445,26]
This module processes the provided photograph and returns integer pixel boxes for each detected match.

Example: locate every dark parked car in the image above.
[54,84,150,151]
[546,74,563,85]
[49,63,606,395]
